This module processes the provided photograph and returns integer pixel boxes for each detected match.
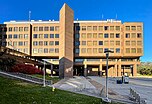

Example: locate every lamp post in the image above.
[43,60,46,87]
[104,49,114,102]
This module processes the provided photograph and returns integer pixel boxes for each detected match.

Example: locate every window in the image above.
[137,33,142,38]
[34,27,38,31]
[126,48,130,53]
[131,41,136,46]
[44,34,48,38]
[87,41,92,46]
[50,34,54,38]
[39,27,43,31]
[126,33,130,38]
[92,48,97,53]
[131,48,136,53]
[49,41,54,45]
[98,33,103,38]
[82,41,86,45]
[110,33,114,38]
[104,48,108,52]
[81,33,86,38]
[104,26,108,30]
[87,48,92,53]
[33,41,38,46]
[19,27,23,31]
[38,48,43,53]
[87,33,92,38]
[76,26,80,31]
[18,42,23,46]
[24,27,28,31]
[44,48,48,53]
[99,41,103,45]
[137,41,142,46]
[39,34,43,38]
[99,26,103,31]
[8,34,12,39]
[116,41,120,46]
[93,41,97,46]
[110,26,114,30]
[126,41,130,46]
[19,34,23,39]
[44,27,49,31]
[55,48,59,53]
[33,34,38,38]
[116,33,120,38]
[81,48,86,53]
[13,42,17,46]
[13,34,18,39]
[33,48,38,53]
[110,41,114,46]
[49,48,54,53]
[24,34,28,39]
[55,34,59,38]
[137,26,142,31]
[8,27,12,32]
[126,26,130,31]
[131,33,136,38]
[131,26,136,30]
[39,41,43,46]
[99,48,103,53]
[75,34,80,38]
[44,41,48,46]
[24,41,28,46]
[93,26,97,31]
[93,33,97,38]
[137,48,142,53]
[75,49,79,54]
[55,41,59,45]
[24,48,28,54]
[104,41,108,46]
[104,33,109,38]
[87,26,92,31]
[14,27,18,31]
[50,26,54,31]
[75,41,80,46]
[116,48,120,53]
[116,26,120,31]
[55,26,59,31]
[82,26,86,31]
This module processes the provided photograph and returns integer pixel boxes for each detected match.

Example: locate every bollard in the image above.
[52,86,55,92]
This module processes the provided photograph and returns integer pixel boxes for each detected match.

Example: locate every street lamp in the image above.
[104,49,114,102]
[43,60,46,87]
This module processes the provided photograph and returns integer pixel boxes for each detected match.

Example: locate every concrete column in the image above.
[114,64,117,77]
[133,64,137,76]
[118,64,121,77]
[84,64,87,77]
[50,64,53,76]
[99,64,102,76]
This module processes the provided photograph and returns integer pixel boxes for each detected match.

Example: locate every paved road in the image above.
[89,76,152,104]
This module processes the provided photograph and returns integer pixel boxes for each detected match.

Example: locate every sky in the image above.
[0,0,152,62]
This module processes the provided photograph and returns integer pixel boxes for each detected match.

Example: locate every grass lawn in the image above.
[0,76,116,104]
[32,74,60,84]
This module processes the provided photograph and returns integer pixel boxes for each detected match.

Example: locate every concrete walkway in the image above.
[53,76,134,104]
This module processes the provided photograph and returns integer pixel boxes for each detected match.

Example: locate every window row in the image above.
[75,26,121,31]
[125,26,142,31]
[7,41,28,46]
[33,34,59,38]
[125,33,142,38]
[75,48,120,54]
[8,27,29,32]
[77,33,120,39]
[33,26,59,31]
[125,48,142,53]
[16,48,28,54]
[125,41,142,46]
[33,41,59,46]
[75,40,121,46]
[7,34,28,39]
[33,48,59,53]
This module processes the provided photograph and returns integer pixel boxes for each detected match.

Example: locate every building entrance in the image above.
[73,66,84,76]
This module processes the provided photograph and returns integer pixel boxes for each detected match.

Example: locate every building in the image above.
[1,3,143,78]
